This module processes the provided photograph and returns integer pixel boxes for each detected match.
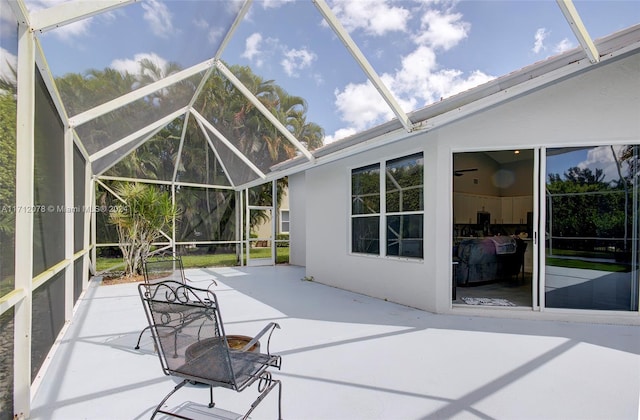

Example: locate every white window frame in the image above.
[279,209,290,234]
[350,152,424,259]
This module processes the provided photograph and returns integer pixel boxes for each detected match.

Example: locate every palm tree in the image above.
[108,182,178,276]
[60,60,325,251]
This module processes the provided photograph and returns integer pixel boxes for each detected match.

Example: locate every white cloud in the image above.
[208,28,225,45]
[0,47,17,86]
[554,38,574,53]
[261,0,295,9]
[192,17,223,45]
[533,28,548,54]
[414,9,469,50]
[326,3,494,142]
[324,127,358,145]
[110,52,168,77]
[142,0,175,39]
[331,35,494,134]
[242,33,264,67]
[330,0,410,36]
[579,146,627,183]
[51,18,93,41]
[334,81,395,131]
[281,48,317,77]
[25,0,120,43]
[193,18,209,30]
[392,45,438,96]
[327,1,488,137]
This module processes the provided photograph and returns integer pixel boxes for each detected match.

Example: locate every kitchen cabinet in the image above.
[453,192,476,223]
[501,198,513,224]
[512,195,533,224]
[454,193,533,225]
[499,196,533,224]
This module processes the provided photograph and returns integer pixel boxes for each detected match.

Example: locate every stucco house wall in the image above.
[289,172,306,266]
[294,49,640,322]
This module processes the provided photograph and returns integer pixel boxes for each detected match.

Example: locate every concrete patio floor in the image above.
[30,265,640,420]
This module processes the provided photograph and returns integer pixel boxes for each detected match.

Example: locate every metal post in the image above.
[13,15,35,419]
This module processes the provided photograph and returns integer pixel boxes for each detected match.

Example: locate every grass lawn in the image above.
[96,247,290,273]
[545,257,629,272]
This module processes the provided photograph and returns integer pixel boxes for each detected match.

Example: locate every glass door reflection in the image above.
[544,145,639,311]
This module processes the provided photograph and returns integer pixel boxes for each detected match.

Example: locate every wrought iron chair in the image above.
[134,255,217,350]
[138,280,283,420]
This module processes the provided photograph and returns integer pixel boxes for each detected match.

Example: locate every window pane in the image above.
[386,153,423,213]
[387,214,423,258]
[352,216,379,255]
[545,145,640,311]
[352,164,380,215]
[281,210,290,234]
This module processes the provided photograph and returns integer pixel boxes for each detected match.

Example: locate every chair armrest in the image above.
[184,276,218,287]
[240,322,280,354]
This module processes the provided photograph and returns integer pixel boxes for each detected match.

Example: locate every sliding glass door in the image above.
[452,150,535,307]
[544,145,640,311]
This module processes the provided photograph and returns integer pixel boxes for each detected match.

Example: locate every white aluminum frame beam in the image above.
[63,127,74,322]
[556,0,600,64]
[13,16,35,418]
[34,38,69,125]
[69,60,213,127]
[8,0,31,25]
[30,0,137,34]
[215,0,253,60]
[98,175,235,190]
[89,107,188,162]
[215,60,316,163]
[191,108,267,180]
[195,117,237,189]
[185,0,253,110]
[93,121,184,177]
[312,0,414,133]
[171,111,191,184]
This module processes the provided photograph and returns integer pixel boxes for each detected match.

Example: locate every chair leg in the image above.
[241,379,282,420]
[134,326,150,349]
[208,385,215,408]
[151,379,189,419]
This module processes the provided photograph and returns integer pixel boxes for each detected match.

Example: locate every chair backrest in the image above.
[143,256,186,285]
[138,280,238,387]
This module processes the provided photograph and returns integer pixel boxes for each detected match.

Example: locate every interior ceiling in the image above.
[485,150,535,165]
[9,0,619,190]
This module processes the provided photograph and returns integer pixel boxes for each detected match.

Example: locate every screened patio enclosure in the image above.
[1,0,639,418]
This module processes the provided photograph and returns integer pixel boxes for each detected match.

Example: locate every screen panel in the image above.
[31,271,65,381]
[33,69,65,276]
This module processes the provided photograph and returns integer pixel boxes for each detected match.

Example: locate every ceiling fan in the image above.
[453,168,478,177]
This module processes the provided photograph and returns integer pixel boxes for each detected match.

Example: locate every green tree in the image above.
[108,183,179,276]
[59,60,324,248]
[547,166,626,250]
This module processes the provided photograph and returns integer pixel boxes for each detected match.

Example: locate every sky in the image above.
[546,146,633,185]
[1,0,639,146]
